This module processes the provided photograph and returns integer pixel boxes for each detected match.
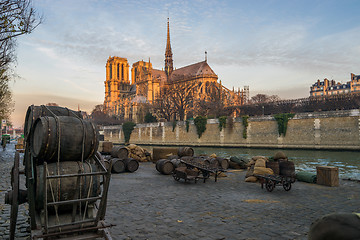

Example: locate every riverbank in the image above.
[103,109,360,151]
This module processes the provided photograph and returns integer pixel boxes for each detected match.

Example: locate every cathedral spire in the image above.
[165,17,173,79]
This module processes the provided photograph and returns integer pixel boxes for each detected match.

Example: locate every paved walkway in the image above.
[106,163,359,240]
[0,144,359,239]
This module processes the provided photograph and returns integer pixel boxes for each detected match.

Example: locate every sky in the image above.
[10,0,360,127]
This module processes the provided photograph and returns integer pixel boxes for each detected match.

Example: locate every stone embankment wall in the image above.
[102,109,360,150]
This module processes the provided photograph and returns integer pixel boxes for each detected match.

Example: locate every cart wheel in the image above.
[24,146,36,230]
[265,179,275,192]
[172,173,180,181]
[283,181,292,191]
[9,152,20,240]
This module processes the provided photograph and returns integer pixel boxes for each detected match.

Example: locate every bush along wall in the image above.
[194,116,207,138]
[172,120,177,132]
[219,116,227,131]
[186,120,190,132]
[273,113,295,137]
[123,121,136,144]
[242,115,249,139]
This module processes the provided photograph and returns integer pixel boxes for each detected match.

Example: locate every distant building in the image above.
[104,18,249,122]
[310,73,360,97]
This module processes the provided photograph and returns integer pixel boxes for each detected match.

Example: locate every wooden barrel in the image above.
[279,161,295,177]
[180,156,194,163]
[103,160,111,170]
[31,116,98,163]
[155,159,174,175]
[124,158,139,173]
[152,147,178,162]
[111,146,129,159]
[36,161,100,211]
[24,105,83,140]
[111,158,126,173]
[177,147,194,157]
[170,159,186,168]
[167,155,179,160]
[266,161,280,175]
[204,158,220,168]
[217,157,229,169]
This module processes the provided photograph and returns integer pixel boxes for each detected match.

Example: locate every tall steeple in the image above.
[165,17,173,79]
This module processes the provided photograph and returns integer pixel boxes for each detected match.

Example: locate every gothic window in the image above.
[109,64,112,79]
[121,64,124,80]
[205,82,210,94]
[135,68,138,82]
[117,63,120,79]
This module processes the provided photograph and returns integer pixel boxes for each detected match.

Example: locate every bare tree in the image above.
[90,104,123,126]
[152,81,197,121]
[195,82,232,118]
[0,0,42,67]
[0,0,42,121]
[250,94,280,104]
[153,94,174,121]
[0,69,13,120]
[46,102,59,106]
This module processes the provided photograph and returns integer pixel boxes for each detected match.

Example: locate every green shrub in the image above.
[273,113,295,136]
[122,121,136,144]
[172,120,177,132]
[219,116,227,131]
[186,120,190,132]
[194,116,207,138]
[242,115,249,139]
[144,112,157,123]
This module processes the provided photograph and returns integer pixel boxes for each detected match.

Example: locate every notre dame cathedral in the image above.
[104,18,249,122]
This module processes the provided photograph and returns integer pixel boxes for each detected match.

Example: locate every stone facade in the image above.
[103,18,249,122]
[103,109,360,150]
[310,73,360,96]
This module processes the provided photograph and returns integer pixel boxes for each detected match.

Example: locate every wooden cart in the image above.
[5,105,113,240]
[172,160,226,183]
[254,174,295,192]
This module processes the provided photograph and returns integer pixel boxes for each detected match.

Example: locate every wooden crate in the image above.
[316,166,339,187]
[98,141,113,154]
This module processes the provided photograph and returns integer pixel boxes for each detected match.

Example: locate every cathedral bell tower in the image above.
[165,17,173,80]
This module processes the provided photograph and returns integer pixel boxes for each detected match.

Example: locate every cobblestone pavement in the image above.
[0,144,359,240]
[106,163,359,240]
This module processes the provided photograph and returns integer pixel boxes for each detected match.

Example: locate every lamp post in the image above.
[262,106,264,116]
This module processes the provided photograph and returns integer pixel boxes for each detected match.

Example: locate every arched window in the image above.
[121,64,124,80]
[109,64,112,79]
[135,68,138,82]
[117,63,120,79]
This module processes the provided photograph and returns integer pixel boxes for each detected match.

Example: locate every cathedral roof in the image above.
[151,68,167,82]
[170,61,217,82]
